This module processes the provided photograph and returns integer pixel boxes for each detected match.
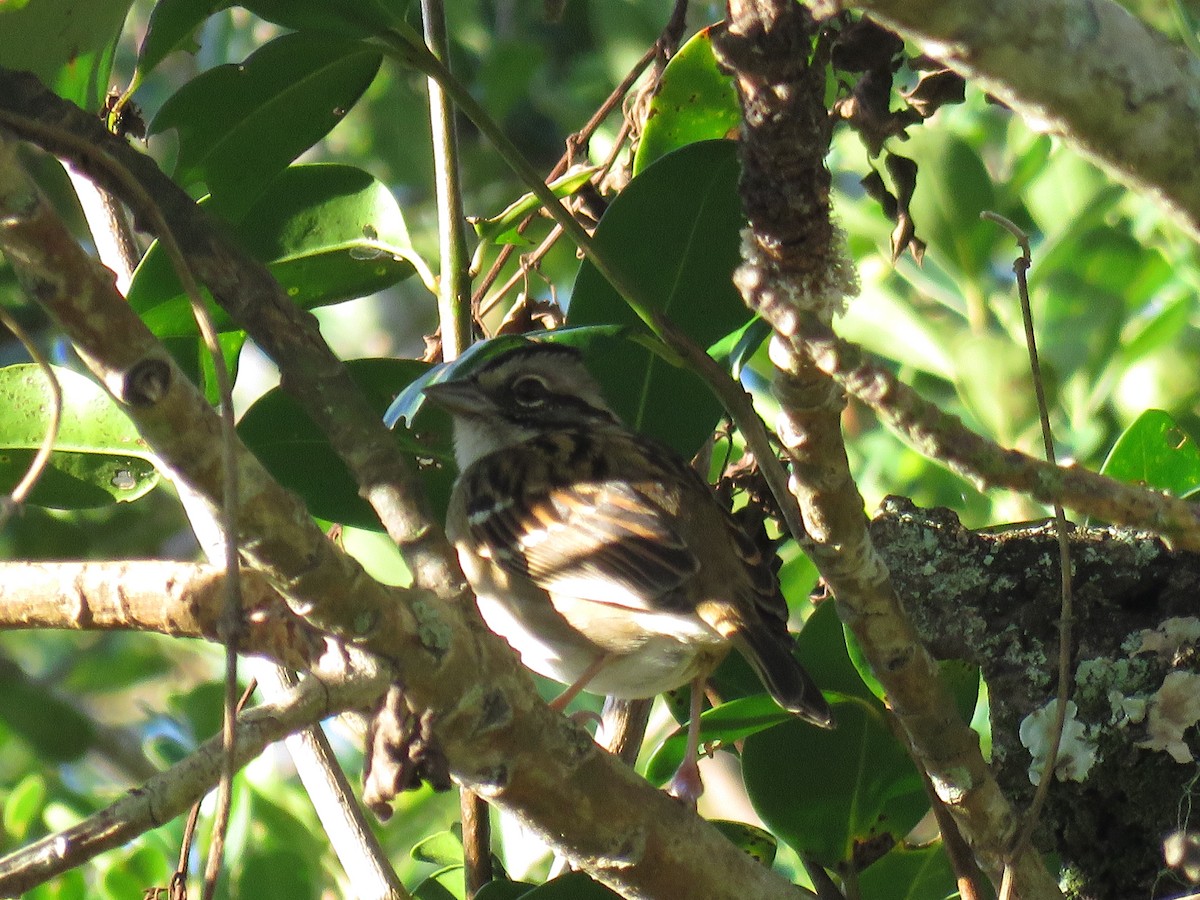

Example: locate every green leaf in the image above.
[710,820,778,867]
[0,365,159,508]
[1100,409,1200,496]
[2,773,47,841]
[569,140,749,455]
[633,26,740,174]
[516,872,621,899]
[412,829,464,867]
[239,358,454,529]
[857,844,959,900]
[414,867,465,900]
[0,666,95,762]
[644,694,794,786]
[0,0,133,108]
[129,164,420,336]
[474,882,536,900]
[137,0,231,77]
[239,0,407,38]
[743,697,927,868]
[473,166,600,245]
[148,32,382,216]
[905,134,995,279]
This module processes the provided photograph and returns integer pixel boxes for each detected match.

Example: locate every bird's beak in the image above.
[422,380,490,417]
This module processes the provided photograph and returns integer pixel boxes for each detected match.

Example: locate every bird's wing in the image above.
[461,432,700,611]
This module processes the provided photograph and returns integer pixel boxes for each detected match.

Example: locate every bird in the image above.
[423,340,833,798]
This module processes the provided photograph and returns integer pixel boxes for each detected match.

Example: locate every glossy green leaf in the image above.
[644,693,794,786]
[0,0,132,108]
[412,829,464,867]
[570,140,749,455]
[1100,408,1200,496]
[473,166,599,244]
[857,844,958,900]
[129,164,420,336]
[743,698,927,868]
[0,365,159,508]
[137,0,230,77]
[633,26,740,174]
[414,866,465,900]
[711,820,778,867]
[148,32,382,216]
[239,358,453,529]
[239,0,407,38]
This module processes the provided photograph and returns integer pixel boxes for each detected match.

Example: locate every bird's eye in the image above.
[510,373,550,407]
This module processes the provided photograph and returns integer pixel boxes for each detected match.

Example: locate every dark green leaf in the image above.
[570,140,749,455]
[905,134,995,279]
[633,26,740,173]
[412,829,464,867]
[239,0,407,38]
[0,665,95,762]
[1101,409,1200,496]
[517,872,621,899]
[149,32,382,216]
[474,881,536,900]
[239,358,454,529]
[232,846,316,900]
[710,820,777,867]
[743,697,927,868]
[414,867,464,900]
[644,694,794,786]
[0,365,159,508]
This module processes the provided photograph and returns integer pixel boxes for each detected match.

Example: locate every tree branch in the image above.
[810,0,1200,241]
[0,657,391,897]
[0,561,322,669]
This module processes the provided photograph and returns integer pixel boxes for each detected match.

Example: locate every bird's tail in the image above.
[732,628,835,729]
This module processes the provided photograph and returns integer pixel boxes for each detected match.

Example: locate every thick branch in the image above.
[810,0,1200,241]
[715,2,1060,894]
[0,561,323,669]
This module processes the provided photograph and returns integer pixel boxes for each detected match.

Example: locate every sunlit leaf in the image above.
[1101,408,1200,497]
[0,365,158,508]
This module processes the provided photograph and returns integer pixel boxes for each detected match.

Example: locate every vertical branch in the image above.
[422,0,473,359]
[712,2,1063,896]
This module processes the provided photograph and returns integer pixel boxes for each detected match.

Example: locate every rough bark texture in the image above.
[873,498,1200,899]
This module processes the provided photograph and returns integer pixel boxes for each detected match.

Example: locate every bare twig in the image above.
[981,212,1076,888]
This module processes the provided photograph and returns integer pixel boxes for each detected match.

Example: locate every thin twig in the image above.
[982,211,1075,882]
[422,0,472,359]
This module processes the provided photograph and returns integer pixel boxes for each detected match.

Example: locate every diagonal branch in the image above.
[0,657,392,897]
